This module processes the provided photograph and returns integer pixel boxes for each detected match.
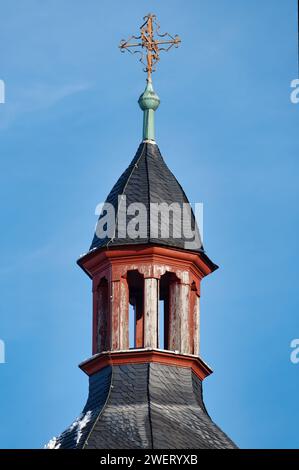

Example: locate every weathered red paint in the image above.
[80,245,217,357]
[120,277,129,350]
[189,287,197,355]
[78,245,217,281]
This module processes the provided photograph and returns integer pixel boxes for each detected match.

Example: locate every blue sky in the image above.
[0,0,298,449]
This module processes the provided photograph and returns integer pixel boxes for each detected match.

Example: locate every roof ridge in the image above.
[144,143,151,243]
[147,362,154,449]
[106,143,147,249]
[82,364,114,449]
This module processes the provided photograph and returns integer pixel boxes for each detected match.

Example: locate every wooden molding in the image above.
[77,244,218,281]
[79,348,213,381]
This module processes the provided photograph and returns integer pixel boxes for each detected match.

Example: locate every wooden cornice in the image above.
[79,348,213,381]
[77,244,218,280]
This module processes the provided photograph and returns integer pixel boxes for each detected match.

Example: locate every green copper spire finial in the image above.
[119,13,181,143]
[138,78,160,142]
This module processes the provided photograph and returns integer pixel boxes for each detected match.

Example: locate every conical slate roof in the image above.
[47,363,236,449]
[90,142,203,253]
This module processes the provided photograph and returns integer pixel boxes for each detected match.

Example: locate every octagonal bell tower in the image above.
[45,14,237,450]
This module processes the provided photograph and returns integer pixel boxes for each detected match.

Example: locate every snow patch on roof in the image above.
[69,410,92,444]
[44,436,61,449]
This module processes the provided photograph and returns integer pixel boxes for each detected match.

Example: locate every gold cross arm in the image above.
[119,13,181,80]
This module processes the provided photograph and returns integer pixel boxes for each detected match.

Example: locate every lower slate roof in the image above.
[90,142,203,253]
[47,363,237,449]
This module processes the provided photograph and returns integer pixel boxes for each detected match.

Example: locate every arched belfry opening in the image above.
[96,277,109,353]
[127,270,144,349]
[159,271,179,351]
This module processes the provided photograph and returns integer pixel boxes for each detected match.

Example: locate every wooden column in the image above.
[180,283,190,354]
[110,280,120,350]
[110,278,129,351]
[168,281,181,351]
[119,277,129,350]
[169,281,191,354]
[143,277,158,348]
[193,293,200,356]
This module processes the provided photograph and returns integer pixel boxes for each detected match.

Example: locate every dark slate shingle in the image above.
[90,142,203,253]
[53,363,237,449]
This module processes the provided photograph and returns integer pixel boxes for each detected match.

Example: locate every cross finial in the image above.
[119,13,181,80]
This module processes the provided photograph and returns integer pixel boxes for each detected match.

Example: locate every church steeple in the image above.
[45,13,237,450]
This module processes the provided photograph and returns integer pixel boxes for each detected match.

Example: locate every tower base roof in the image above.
[48,358,237,449]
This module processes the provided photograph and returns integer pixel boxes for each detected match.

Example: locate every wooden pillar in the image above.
[180,283,190,354]
[110,280,120,350]
[193,293,200,356]
[110,278,129,350]
[168,281,181,351]
[169,281,191,354]
[143,277,158,348]
[119,277,129,350]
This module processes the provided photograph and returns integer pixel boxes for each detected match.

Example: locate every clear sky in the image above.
[0,0,298,449]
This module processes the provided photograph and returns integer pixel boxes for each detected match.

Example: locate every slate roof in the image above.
[52,363,237,449]
[90,142,203,253]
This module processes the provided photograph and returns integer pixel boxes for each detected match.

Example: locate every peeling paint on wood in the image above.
[193,294,200,356]
[144,278,158,348]
[180,284,190,354]
[111,281,120,350]
[169,282,180,351]
[89,246,208,357]
[119,278,129,350]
